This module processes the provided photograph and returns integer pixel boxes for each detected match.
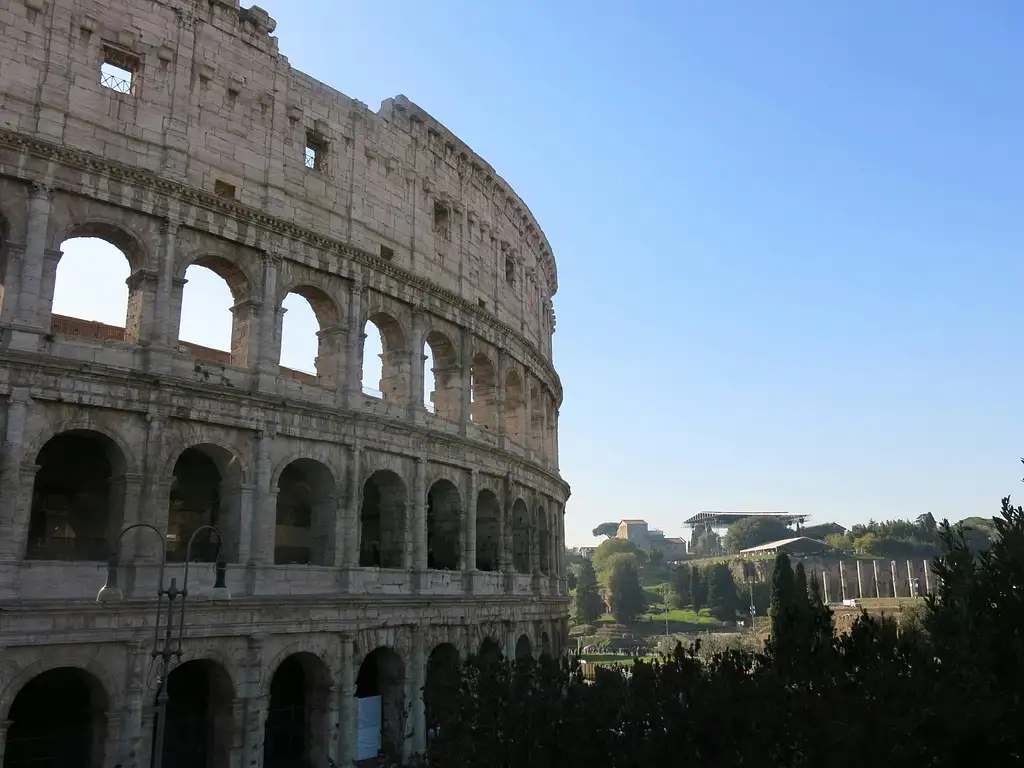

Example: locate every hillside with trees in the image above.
[425,487,1024,766]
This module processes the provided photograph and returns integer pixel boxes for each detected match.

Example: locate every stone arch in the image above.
[174,250,257,366]
[424,643,461,740]
[277,283,344,385]
[426,479,461,571]
[469,351,497,429]
[3,666,110,768]
[22,417,140,478]
[503,368,526,445]
[167,442,246,563]
[161,658,235,768]
[26,428,131,561]
[511,498,531,574]
[475,489,501,572]
[360,469,406,568]
[514,633,533,662]
[0,655,119,723]
[355,646,406,763]
[361,308,409,402]
[478,637,502,663]
[274,457,337,565]
[537,504,551,575]
[263,652,331,768]
[53,218,149,271]
[423,329,459,419]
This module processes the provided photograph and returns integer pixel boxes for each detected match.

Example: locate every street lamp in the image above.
[96,523,230,768]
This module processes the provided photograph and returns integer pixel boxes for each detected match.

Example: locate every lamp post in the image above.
[96,523,230,768]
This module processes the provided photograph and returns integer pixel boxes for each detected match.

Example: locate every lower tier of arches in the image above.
[0,612,568,768]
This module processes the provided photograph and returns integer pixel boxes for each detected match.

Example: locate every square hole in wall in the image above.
[214,180,236,199]
[379,244,394,261]
[433,201,450,240]
[305,131,327,171]
[478,298,487,309]
[100,46,139,94]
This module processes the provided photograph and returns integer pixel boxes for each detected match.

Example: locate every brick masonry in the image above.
[0,0,570,765]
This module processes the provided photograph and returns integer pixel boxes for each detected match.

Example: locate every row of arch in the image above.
[1,214,559,457]
[0,634,550,767]
[24,428,561,576]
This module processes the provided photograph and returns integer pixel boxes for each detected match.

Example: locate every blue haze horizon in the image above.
[54,1,1024,547]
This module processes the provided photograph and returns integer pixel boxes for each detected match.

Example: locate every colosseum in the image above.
[0,0,569,766]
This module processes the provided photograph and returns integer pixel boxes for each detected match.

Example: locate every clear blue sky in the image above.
[59,1,1024,547]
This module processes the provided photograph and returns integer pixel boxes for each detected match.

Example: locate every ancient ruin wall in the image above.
[0,0,559,368]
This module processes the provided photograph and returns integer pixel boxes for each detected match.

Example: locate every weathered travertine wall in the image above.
[0,1,569,765]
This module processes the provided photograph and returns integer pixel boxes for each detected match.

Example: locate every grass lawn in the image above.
[578,654,661,667]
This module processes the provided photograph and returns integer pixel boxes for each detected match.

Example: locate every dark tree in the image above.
[572,558,604,625]
[607,559,646,624]
[707,563,740,621]
[592,521,619,538]
[691,565,708,609]
[724,516,796,554]
[667,564,691,609]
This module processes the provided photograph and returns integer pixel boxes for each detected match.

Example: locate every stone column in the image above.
[856,559,864,598]
[124,269,159,346]
[458,330,471,436]
[152,219,178,347]
[839,561,847,602]
[522,374,533,460]
[408,307,425,421]
[0,388,31,561]
[136,414,167,562]
[552,408,560,470]
[412,457,426,574]
[337,635,357,767]
[539,400,549,467]
[0,240,23,325]
[923,559,931,594]
[344,280,363,407]
[464,470,477,572]
[529,503,540,576]
[229,298,264,370]
[13,182,53,330]
[405,628,426,759]
[250,429,274,565]
[35,247,62,336]
[494,350,506,450]
[341,445,361,572]
[109,473,144,561]
[0,719,11,766]
[256,251,282,375]
[119,640,149,768]
[240,634,267,768]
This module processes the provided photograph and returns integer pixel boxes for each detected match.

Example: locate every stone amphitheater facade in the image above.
[0,1,569,766]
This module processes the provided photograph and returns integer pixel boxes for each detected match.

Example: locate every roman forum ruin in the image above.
[0,0,569,765]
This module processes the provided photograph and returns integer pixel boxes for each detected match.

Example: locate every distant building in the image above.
[739,537,834,558]
[580,546,598,560]
[617,519,652,550]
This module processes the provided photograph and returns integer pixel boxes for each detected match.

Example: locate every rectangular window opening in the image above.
[214,180,237,199]
[505,255,517,286]
[100,47,138,95]
[379,244,394,261]
[433,201,450,240]
[305,131,327,171]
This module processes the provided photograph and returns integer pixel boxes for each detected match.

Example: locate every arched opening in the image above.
[4,667,109,768]
[161,659,234,768]
[355,647,405,763]
[475,490,501,572]
[168,444,243,563]
[538,506,550,575]
[424,331,459,420]
[469,353,497,429]
[275,459,336,565]
[514,634,532,662]
[427,479,461,571]
[511,499,531,574]
[279,287,342,388]
[361,312,407,403]
[51,234,136,342]
[359,470,406,568]
[504,370,526,445]
[424,643,461,741]
[540,631,552,660]
[177,256,251,368]
[478,637,502,664]
[26,430,128,561]
[263,653,330,768]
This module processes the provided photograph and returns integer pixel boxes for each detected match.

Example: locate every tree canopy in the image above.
[723,516,795,554]
[592,521,619,538]
[425,484,1024,766]
[572,558,603,625]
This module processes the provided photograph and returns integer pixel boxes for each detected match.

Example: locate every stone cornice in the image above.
[0,129,564,406]
[0,348,570,498]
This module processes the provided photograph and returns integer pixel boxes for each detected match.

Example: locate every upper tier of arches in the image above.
[0,0,558,357]
[0,181,562,471]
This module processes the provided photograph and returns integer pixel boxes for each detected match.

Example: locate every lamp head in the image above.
[209,559,230,600]
[96,556,123,603]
